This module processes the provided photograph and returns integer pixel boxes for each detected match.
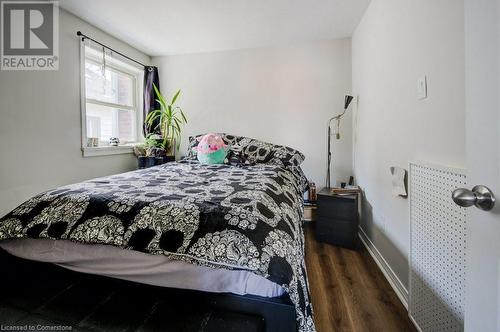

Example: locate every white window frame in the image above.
[80,41,144,157]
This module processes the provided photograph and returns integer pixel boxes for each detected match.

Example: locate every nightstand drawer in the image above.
[317,196,357,220]
[316,217,357,249]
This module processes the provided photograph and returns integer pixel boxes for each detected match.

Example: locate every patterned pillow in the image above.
[185,133,305,167]
[241,139,305,167]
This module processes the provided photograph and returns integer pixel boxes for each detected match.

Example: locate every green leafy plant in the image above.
[145,84,187,153]
[144,134,162,148]
[133,133,164,157]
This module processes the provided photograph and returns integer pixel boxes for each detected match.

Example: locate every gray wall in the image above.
[153,39,353,186]
[0,9,151,217]
[352,0,466,290]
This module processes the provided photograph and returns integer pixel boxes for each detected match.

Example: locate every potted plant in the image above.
[134,133,167,168]
[145,84,187,157]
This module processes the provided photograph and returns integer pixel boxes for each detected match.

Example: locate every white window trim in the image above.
[80,41,144,157]
[82,144,135,157]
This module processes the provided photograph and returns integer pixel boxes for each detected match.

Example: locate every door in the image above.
[460,0,500,330]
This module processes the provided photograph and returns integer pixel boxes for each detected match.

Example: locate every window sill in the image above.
[82,144,136,157]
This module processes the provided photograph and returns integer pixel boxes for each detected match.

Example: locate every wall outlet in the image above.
[417,75,427,99]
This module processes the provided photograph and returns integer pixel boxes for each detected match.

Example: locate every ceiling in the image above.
[60,0,371,56]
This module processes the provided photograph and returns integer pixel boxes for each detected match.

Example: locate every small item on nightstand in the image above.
[348,176,354,186]
[330,186,361,195]
[303,183,318,223]
[308,182,317,202]
[341,182,346,188]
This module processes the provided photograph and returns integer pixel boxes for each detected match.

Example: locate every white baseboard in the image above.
[409,314,423,332]
[358,227,409,309]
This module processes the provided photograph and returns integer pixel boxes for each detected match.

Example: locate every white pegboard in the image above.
[409,162,467,332]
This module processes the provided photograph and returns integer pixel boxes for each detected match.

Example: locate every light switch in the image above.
[417,75,427,99]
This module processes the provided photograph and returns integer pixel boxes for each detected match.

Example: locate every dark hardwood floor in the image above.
[304,225,416,332]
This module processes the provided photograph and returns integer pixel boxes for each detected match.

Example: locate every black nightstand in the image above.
[316,188,359,249]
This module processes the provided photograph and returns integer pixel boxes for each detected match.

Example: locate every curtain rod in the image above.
[77,31,149,68]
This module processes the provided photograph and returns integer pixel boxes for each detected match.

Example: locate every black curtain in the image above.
[143,66,161,136]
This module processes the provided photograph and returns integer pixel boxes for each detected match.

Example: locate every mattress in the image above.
[0,158,315,331]
[0,238,285,298]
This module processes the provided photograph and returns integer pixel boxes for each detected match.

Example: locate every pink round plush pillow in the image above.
[194,133,228,164]
[195,133,227,153]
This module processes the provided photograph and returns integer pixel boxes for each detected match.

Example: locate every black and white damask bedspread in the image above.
[0,161,315,331]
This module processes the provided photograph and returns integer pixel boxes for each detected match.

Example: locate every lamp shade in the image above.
[344,95,354,110]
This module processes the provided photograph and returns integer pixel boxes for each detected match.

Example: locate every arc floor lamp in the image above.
[326,95,354,188]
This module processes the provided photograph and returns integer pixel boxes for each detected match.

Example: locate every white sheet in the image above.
[0,239,284,298]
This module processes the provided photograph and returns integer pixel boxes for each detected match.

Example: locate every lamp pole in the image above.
[326,95,353,189]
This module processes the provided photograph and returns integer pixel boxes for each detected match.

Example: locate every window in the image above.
[81,44,143,156]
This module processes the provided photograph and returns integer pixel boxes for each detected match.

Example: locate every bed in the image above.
[0,134,315,332]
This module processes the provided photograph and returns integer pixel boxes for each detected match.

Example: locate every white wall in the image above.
[0,9,151,217]
[153,39,352,186]
[352,0,465,289]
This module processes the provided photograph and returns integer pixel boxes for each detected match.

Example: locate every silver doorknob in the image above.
[452,185,496,211]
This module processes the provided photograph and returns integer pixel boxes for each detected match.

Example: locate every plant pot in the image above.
[155,157,164,165]
[145,156,156,168]
[163,155,175,163]
[134,145,147,158]
[137,156,147,169]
